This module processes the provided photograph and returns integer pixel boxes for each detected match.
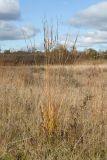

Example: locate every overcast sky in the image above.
[0,0,107,51]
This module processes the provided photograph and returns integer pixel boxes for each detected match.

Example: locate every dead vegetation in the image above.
[0,64,107,160]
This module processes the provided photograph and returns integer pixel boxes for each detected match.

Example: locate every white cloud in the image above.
[60,30,107,49]
[0,21,40,40]
[69,1,107,31]
[0,0,20,20]
[67,1,107,48]
[78,31,107,46]
[0,0,40,41]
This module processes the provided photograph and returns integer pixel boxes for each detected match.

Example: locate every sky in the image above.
[0,0,107,51]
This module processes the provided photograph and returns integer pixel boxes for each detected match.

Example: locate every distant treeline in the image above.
[0,47,107,65]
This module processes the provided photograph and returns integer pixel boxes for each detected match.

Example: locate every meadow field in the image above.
[0,64,107,160]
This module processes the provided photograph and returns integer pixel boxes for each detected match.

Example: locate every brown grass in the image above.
[0,64,107,160]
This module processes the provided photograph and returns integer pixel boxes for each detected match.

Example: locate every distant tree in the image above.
[32,47,37,53]
[86,48,98,59]
[52,44,69,55]
[4,49,11,54]
[102,50,107,59]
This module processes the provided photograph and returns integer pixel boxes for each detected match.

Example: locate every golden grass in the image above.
[0,64,107,160]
